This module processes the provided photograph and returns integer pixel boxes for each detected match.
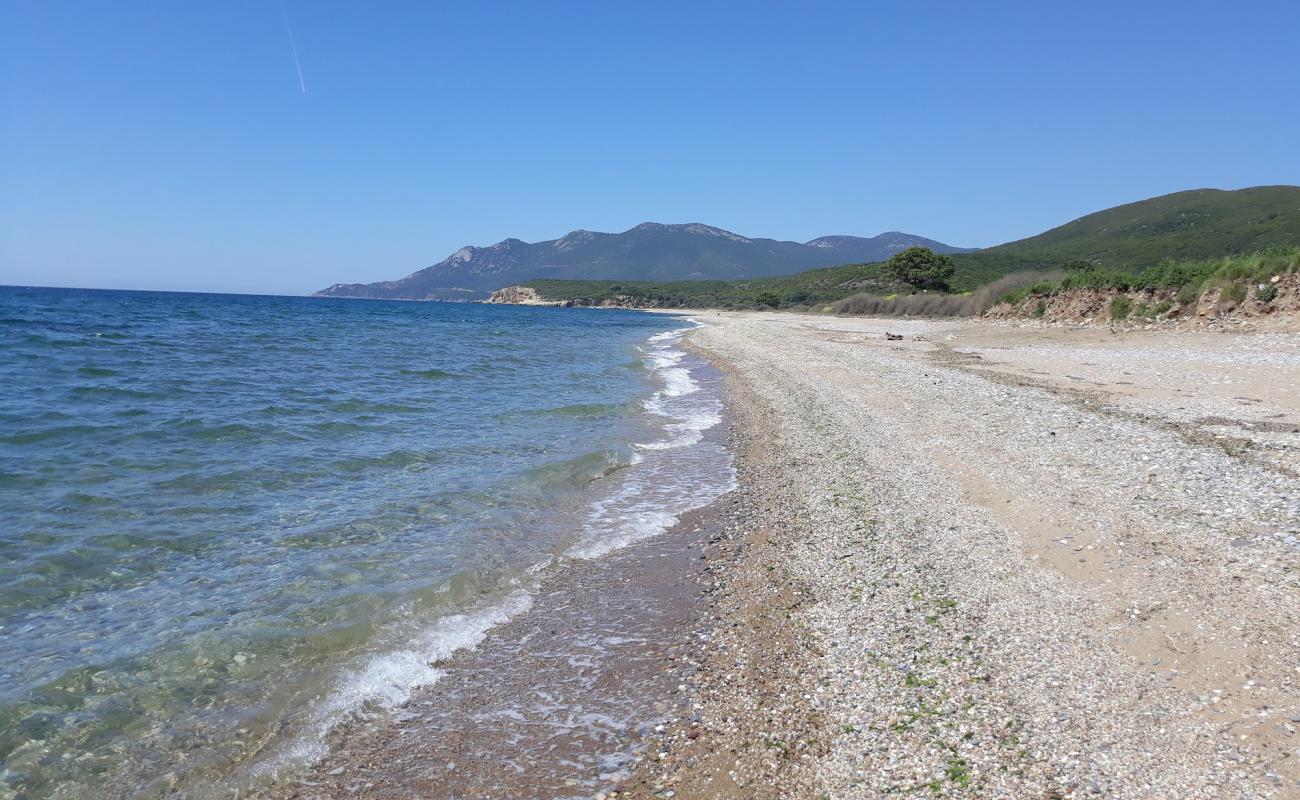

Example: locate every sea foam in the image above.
[251,588,536,777]
[569,324,734,559]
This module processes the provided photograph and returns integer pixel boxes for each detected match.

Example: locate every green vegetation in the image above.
[945,757,972,787]
[1222,282,1248,304]
[528,260,1048,311]
[520,187,1300,312]
[1109,296,1132,320]
[999,247,1300,309]
[990,186,1300,266]
[879,247,956,290]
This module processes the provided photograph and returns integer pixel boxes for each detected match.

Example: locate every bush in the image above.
[1256,283,1278,303]
[1033,300,1047,318]
[1062,268,1134,291]
[1110,296,1132,320]
[1001,288,1031,306]
[1175,283,1202,306]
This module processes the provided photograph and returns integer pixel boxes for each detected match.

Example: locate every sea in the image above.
[0,287,733,799]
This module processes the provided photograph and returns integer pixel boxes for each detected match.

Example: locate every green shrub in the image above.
[1151,299,1173,315]
[1109,296,1132,320]
[1175,283,1201,306]
[1033,300,1047,318]
[1061,268,1134,291]
[1256,283,1279,303]
[521,247,1299,314]
[1001,288,1031,306]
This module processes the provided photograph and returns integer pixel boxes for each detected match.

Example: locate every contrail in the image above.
[280,2,306,93]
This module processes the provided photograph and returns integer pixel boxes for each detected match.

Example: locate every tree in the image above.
[879,247,955,290]
[755,291,782,309]
[880,247,955,290]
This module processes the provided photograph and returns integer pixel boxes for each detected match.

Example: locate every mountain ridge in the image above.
[488,185,1300,311]
[313,224,972,300]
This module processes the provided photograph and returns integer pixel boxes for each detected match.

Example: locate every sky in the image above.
[3,1,1299,295]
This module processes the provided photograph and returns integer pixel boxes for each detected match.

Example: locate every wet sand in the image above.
[264,458,729,799]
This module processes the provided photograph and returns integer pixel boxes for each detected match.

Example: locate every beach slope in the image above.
[628,312,1299,799]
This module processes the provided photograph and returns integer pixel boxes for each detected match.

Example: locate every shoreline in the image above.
[253,310,1297,799]
[265,496,730,800]
[621,312,1299,798]
[254,331,735,800]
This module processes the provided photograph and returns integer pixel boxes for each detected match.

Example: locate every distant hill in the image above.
[313,224,971,300]
[775,185,1300,296]
[805,232,976,263]
[506,186,1300,309]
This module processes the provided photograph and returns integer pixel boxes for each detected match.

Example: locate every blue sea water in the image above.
[0,287,731,798]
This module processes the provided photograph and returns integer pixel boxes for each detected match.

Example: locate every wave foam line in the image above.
[250,588,534,777]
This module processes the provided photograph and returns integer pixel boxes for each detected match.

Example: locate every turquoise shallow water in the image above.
[0,287,724,798]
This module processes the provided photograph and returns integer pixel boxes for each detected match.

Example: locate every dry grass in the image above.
[829,272,1060,317]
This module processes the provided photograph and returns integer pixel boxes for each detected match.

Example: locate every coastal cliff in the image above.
[485,285,657,309]
[484,286,560,306]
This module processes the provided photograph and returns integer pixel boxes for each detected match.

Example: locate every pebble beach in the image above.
[620,312,1300,800]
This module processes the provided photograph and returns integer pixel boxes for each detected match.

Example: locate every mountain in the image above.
[806,232,976,263]
[501,185,1300,310]
[313,223,970,300]
[314,187,1300,302]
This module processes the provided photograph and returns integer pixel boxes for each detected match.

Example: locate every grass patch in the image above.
[946,757,972,787]
[1109,296,1132,320]
[1220,282,1247,305]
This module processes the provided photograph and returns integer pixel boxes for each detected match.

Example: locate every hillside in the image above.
[990,186,1300,265]
[502,186,1300,310]
[312,224,970,301]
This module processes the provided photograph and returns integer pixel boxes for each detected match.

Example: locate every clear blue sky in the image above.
[3,1,1299,295]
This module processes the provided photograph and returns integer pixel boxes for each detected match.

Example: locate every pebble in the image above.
[635,314,1300,799]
